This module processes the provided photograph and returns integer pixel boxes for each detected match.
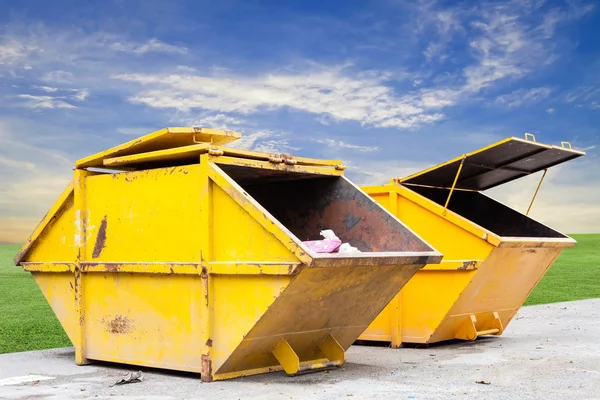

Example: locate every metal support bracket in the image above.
[526,168,548,216]
[208,147,224,156]
[442,154,466,216]
[455,312,504,341]
[318,334,345,365]
[272,334,344,376]
[272,338,299,375]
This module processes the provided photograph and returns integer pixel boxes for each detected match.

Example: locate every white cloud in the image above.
[495,87,552,108]
[15,94,77,109]
[114,65,446,129]
[566,86,599,103]
[31,85,59,92]
[423,42,447,63]
[546,108,555,114]
[0,40,38,66]
[185,113,246,129]
[227,129,297,154]
[42,70,74,83]
[70,88,89,101]
[0,26,188,73]
[452,1,591,97]
[591,102,600,110]
[344,159,429,186]
[109,38,187,55]
[312,138,378,152]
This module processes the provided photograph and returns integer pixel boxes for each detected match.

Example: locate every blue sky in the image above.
[1,0,599,242]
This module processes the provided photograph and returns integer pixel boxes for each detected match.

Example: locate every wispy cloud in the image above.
[312,138,378,152]
[566,86,599,103]
[15,94,77,109]
[42,70,74,83]
[390,1,591,112]
[227,129,298,154]
[110,38,187,55]
[345,159,428,186]
[185,113,246,129]
[546,108,555,114]
[495,87,552,108]
[114,65,446,129]
[71,88,89,101]
[565,86,600,109]
[0,25,188,73]
[30,85,59,92]
[420,7,464,63]
[0,39,38,66]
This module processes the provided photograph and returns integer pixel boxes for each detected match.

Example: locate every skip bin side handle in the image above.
[524,133,536,142]
[561,141,572,149]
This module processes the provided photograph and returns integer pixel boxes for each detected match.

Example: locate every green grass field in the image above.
[523,234,600,305]
[1,234,598,354]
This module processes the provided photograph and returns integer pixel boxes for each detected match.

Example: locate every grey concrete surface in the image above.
[1,299,599,400]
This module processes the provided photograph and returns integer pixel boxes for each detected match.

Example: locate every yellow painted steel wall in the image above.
[360,184,569,345]
[18,156,442,381]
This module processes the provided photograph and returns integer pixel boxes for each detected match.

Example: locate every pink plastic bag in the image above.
[303,238,342,253]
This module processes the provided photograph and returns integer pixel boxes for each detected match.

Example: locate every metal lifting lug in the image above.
[208,148,224,156]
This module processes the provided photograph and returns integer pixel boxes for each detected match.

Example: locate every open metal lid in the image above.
[398,136,586,191]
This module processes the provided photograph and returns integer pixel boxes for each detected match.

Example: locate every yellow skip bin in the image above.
[358,134,585,346]
[14,127,442,381]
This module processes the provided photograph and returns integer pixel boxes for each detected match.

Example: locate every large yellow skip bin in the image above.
[358,135,585,346]
[14,127,442,381]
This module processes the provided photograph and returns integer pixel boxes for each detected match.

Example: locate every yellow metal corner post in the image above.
[74,168,92,365]
[387,191,403,348]
[199,153,213,382]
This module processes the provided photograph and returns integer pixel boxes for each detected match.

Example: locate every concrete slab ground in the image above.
[1,299,599,400]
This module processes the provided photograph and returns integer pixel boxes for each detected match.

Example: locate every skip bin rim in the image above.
[382,182,577,248]
[211,163,444,267]
[15,160,443,269]
[397,136,586,191]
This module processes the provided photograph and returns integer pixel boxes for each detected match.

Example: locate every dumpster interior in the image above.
[219,164,433,253]
[408,185,566,238]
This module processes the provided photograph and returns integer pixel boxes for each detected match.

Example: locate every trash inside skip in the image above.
[302,230,361,254]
